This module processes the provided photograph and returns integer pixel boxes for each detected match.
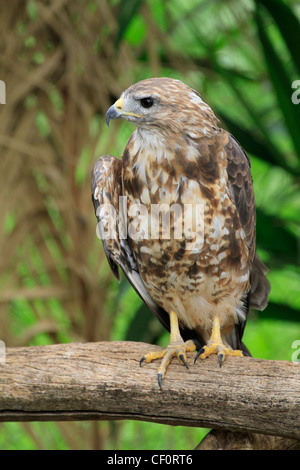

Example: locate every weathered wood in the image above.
[0,341,299,441]
[196,430,300,450]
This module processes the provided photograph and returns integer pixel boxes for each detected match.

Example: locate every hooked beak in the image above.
[105,97,142,127]
[105,98,124,127]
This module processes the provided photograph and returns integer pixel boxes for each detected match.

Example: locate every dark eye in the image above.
[140,97,154,108]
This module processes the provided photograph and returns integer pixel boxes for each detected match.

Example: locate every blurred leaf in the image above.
[24,36,36,48]
[115,0,145,46]
[33,51,45,64]
[183,21,286,163]
[256,0,300,76]
[125,302,163,344]
[48,88,65,112]
[25,94,37,109]
[217,110,299,174]
[256,208,298,265]
[34,111,51,137]
[255,4,300,159]
[260,301,300,322]
[26,1,39,21]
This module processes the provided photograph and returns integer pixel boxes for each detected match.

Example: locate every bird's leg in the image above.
[195,316,243,366]
[140,310,196,389]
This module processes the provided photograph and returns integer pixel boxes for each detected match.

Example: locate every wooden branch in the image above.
[196,430,300,450]
[0,341,299,442]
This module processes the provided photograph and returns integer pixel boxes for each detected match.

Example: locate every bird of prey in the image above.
[91,77,270,388]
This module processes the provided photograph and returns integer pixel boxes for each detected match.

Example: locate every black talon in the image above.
[179,354,189,369]
[194,347,205,364]
[218,353,224,367]
[157,373,163,390]
[140,356,145,367]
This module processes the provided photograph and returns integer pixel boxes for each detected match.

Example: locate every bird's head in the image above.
[105,77,218,137]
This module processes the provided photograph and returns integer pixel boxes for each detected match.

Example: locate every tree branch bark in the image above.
[0,341,299,442]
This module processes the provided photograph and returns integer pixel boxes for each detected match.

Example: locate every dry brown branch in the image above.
[0,2,130,351]
[0,340,299,447]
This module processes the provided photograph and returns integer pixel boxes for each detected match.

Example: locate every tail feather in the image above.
[249,254,271,311]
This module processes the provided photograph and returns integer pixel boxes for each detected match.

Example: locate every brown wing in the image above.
[224,132,270,311]
[91,155,171,332]
[91,155,122,280]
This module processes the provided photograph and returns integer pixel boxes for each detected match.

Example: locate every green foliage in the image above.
[116,0,145,45]
[112,0,300,448]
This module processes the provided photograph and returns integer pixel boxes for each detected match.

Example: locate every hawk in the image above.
[91,77,270,388]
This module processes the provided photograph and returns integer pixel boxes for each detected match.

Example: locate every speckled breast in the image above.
[122,130,250,310]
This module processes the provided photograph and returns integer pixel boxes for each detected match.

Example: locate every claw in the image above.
[179,353,189,369]
[140,356,146,367]
[193,317,244,366]
[157,373,163,390]
[218,353,224,367]
[139,311,196,387]
[194,347,205,364]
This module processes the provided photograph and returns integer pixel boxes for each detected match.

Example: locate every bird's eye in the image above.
[140,97,154,108]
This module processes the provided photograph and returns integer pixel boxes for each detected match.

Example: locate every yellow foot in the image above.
[195,342,243,367]
[140,310,196,389]
[140,338,196,389]
[194,316,243,367]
